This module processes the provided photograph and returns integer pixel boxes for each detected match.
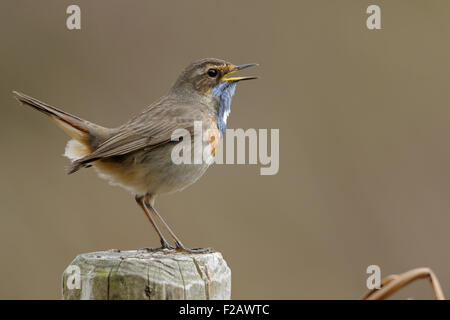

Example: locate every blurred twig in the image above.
[362,267,445,300]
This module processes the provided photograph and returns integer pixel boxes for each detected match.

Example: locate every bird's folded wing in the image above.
[74,106,202,166]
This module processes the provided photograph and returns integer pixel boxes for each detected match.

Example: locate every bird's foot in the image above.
[175,241,212,254]
[139,240,176,252]
[138,246,176,252]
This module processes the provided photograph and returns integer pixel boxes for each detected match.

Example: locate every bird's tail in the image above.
[13,91,113,173]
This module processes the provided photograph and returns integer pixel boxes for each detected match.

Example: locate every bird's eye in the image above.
[207,68,218,78]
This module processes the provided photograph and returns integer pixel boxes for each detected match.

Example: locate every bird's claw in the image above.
[175,241,212,253]
[139,240,176,252]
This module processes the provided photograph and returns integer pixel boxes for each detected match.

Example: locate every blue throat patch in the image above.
[212,81,237,135]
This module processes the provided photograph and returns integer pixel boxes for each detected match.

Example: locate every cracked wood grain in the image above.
[62,250,231,300]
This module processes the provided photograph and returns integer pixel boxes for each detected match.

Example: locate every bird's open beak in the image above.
[222,63,258,82]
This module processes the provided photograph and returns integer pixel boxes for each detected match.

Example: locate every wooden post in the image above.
[62,249,231,300]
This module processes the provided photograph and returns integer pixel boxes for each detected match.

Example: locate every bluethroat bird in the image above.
[13,58,257,253]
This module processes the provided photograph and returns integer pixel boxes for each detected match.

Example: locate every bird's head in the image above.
[170,58,257,133]
[170,58,257,97]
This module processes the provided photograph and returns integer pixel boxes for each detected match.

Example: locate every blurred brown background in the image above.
[1,0,450,299]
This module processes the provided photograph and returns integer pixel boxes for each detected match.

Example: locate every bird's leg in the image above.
[135,195,174,251]
[144,195,211,253]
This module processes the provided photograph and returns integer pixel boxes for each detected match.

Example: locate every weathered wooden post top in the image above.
[62,249,231,300]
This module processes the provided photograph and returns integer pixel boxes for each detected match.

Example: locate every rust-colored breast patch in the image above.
[208,118,221,157]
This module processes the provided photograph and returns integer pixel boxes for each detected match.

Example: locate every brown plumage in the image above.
[13,58,257,252]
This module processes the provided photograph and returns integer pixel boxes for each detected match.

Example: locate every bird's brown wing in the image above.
[68,104,204,173]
